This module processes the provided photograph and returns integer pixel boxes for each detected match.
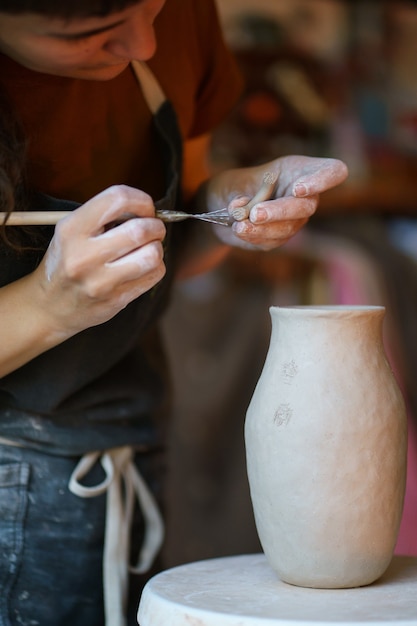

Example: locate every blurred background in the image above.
[162,0,417,566]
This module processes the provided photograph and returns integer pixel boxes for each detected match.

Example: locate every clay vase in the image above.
[245,305,407,589]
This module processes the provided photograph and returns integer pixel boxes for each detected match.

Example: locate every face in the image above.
[0,0,166,80]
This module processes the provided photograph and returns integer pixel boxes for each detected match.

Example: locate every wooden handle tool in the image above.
[0,173,278,227]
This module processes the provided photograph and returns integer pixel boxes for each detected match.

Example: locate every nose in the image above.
[103,16,157,61]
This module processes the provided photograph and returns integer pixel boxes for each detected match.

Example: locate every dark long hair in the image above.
[0,84,31,247]
[0,0,139,18]
[0,88,49,250]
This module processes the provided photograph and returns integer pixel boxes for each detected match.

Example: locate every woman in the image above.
[0,1,348,624]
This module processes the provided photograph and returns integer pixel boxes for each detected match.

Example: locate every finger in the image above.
[249,196,318,224]
[292,159,349,197]
[110,264,167,311]
[80,261,167,323]
[105,244,166,306]
[80,241,166,300]
[232,217,308,249]
[66,185,156,234]
[108,239,165,273]
[95,217,166,263]
[227,195,252,214]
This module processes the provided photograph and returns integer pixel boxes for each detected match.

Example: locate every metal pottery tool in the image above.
[154,207,233,226]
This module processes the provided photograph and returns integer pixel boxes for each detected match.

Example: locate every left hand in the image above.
[206,156,348,251]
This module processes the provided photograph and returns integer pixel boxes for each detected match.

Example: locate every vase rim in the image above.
[271,304,385,311]
[270,304,385,314]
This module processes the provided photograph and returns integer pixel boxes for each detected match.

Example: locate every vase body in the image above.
[245,305,407,589]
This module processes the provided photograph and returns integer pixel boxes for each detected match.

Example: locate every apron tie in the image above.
[69,446,164,626]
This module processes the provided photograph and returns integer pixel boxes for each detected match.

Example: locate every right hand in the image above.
[35,184,166,338]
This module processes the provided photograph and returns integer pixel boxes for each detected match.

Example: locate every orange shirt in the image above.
[0,0,243,203]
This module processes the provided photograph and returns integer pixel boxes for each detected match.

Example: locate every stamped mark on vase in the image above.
[281,360,298,385]
[274,403,292,427]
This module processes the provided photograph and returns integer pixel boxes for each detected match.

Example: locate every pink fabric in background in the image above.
[395,414,417,556]
[299,232,417,556]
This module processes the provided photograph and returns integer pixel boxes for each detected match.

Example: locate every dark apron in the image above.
[0,61,184,456]
[0,61,185,626]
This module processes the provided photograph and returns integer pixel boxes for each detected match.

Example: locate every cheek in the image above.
[34,43,99,70]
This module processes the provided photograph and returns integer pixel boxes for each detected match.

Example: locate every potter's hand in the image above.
[36,185,166,337]
[208,156,348,251]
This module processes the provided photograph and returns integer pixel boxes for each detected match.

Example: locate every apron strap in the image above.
[0,435,25,448]
[69,447,164,626]
[131,60,167,114]
[0,437,164,626]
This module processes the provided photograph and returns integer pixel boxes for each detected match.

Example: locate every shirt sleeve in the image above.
[186,0,245,138]
[150,0,244,140]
